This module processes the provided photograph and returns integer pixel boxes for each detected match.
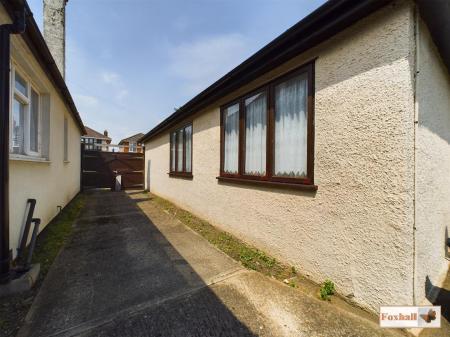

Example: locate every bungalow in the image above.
[141,0,450,313]
[0,0,84,280]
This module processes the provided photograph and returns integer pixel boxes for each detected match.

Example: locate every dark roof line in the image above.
[3,0,86,134]
[140,0,392,143]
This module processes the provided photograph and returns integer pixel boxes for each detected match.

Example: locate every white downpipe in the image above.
[412,5,420,306]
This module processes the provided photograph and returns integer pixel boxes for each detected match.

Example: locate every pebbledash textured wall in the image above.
[145,1,418,312]
[414,19,450,305]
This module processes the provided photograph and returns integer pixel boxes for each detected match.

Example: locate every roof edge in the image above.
[140,0,391,143]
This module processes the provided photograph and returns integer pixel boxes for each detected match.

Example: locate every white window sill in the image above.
[10,154,51,163]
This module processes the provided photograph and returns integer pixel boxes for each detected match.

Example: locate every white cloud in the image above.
[101,71,120,85]
[99,71,130,103]
[74,94,99,108]
[168,33,253,95]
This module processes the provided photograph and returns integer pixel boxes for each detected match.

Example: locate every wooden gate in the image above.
[81,146,144,190]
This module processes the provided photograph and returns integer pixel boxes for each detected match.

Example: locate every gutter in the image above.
[411,0,450,308]
[0,8,26,283]
[412,3,419,306]
[140,0,391,143]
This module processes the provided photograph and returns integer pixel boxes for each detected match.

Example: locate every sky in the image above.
[27,0,326,143]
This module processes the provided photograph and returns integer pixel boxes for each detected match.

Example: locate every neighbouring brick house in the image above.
[81,126,111,152]
[141,0,450,313]
[119,133,144,153]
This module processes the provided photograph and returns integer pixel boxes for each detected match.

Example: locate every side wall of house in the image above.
[414,18,450,305]
[0,4,82,259]
[145,1,416,312]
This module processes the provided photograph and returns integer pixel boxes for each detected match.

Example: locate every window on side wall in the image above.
[220,62,315,186]
[169,123,192,177]
[11,69,41,157]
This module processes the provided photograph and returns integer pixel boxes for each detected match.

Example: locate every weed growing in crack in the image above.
[319,279,335,301]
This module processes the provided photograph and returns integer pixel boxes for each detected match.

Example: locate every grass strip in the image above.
[0,194,85,337]
[31,194,85,278]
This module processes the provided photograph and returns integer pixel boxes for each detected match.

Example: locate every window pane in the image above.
[170,133,176,171]
[223,104,239,174]
[274,73,308,178]
[15,72,28,97]
[12,98,25,154]
[185,125,192,172]
[30,89,39,152]
[245,92,266,175]
[176,129,183,172]
[130,142,136,152]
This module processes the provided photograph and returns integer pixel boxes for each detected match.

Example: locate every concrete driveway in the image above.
[18,190,405,337]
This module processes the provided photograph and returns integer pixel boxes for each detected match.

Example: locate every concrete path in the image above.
[18,190,406,337]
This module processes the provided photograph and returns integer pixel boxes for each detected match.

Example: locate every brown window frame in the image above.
[219,61,316,190]
[169,123,193,178]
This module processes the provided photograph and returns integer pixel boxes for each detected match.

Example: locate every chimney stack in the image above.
[43,0,67,79]
[104,130,108,137]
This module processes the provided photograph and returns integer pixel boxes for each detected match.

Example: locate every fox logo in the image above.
[420,309,437,323]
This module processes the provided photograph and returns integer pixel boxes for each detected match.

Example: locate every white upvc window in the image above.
[129,142,137,152]
[11,67,41,157]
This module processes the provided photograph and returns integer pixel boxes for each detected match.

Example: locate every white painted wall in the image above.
[144,1,417,312]
[414,18,450,305]
[1,4,82,259]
